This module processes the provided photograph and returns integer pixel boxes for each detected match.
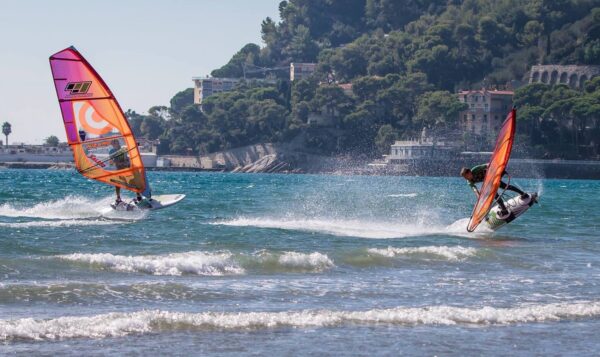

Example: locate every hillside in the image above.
[129,0,600,159]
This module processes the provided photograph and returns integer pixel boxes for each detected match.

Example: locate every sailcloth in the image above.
[49,47,149,195]
[467,108,516,232]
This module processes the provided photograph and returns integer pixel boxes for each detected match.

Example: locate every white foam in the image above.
[277,252,335,271]
[216,218,449,239]
[387,193,418,198]
[54,251,335,274]
[367,246,478,262]
[0,196,104,219]
[445,218,493,236]
[55,252,245,276]
[0,219,116,228]
[2,302,599,341]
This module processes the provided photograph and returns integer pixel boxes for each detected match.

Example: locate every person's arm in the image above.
[109,147,127,164]
[468,180,480,197]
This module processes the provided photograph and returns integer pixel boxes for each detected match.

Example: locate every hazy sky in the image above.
[0,0,280,144]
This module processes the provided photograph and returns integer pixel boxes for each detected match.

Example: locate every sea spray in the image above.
[0,195,147,222]
[216,217,452,239]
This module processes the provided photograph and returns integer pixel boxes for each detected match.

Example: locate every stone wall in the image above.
[529,65,600,89]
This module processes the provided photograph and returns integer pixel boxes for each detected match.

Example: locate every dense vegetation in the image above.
[129,0,600,158]
[513,78,600,158]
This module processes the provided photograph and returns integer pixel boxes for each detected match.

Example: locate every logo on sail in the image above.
[65,81,92,95]
[73,101,116,136]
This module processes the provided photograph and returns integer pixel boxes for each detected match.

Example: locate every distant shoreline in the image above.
[2,159,600,180]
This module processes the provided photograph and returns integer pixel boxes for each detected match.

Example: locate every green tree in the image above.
[169,88,195,117]
[44,135,59,146]
[311,85,353,125]
[148,106,170,120]
[374,124,398,154]
[211,43,263,78]
[414,91,467,135]
[2,122,11,147]
[140,116,166,140]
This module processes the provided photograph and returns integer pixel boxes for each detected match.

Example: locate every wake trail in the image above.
[215,217,477,239]
[0,195,146,225]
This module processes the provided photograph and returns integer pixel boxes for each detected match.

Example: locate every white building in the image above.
[385,139,455,163]
[192,77,241,106]
[290,63,316,81]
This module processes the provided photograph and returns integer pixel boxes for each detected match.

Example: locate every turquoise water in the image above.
[1,169,599,355]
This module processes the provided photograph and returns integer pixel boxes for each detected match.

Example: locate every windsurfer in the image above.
[460,164,528,217]
[109,139,130,204]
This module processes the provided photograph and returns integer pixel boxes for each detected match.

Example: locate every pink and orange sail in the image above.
[49,47,148,195]
[467,108,516,232]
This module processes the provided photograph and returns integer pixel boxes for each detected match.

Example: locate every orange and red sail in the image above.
[467,109,516,232]
[49,47,148,194]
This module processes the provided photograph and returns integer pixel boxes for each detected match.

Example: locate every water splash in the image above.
[0,196,103,219]
[0,195,146,224]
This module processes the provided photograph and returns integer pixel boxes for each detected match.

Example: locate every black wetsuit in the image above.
[466,164,525,213]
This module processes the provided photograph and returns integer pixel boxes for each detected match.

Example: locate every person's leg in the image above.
[499,181,526,196]
[115,186,121,202]
[494,193,509,216]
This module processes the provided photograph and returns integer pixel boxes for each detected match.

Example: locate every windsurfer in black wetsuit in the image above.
[109,139,151,209]
[108,139,144,207]
[460,164,528,217]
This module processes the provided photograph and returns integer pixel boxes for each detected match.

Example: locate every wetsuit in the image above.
[109,146,129,170]
[466,164,525,214]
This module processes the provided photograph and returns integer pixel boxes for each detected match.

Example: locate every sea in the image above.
[0,169,599,356]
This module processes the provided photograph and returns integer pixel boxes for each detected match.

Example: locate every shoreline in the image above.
[2,159,600,180]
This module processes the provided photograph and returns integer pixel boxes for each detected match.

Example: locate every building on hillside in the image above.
[385,139,456,164]
[192,77,240,107]
[290,63,316,81]
[192,76,278,110]
[457,88,513,136]
[529,65,600,89]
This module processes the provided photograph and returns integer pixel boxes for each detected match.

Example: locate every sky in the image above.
[0,0,280,144]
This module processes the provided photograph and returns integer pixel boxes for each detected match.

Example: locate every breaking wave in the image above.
[2,301,599,341]
[54,250,335,275]
[270,251,334,271]
[55,252,245,276]
[367,246,478,262]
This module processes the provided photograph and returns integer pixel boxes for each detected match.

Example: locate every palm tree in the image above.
[2,122,11,147]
